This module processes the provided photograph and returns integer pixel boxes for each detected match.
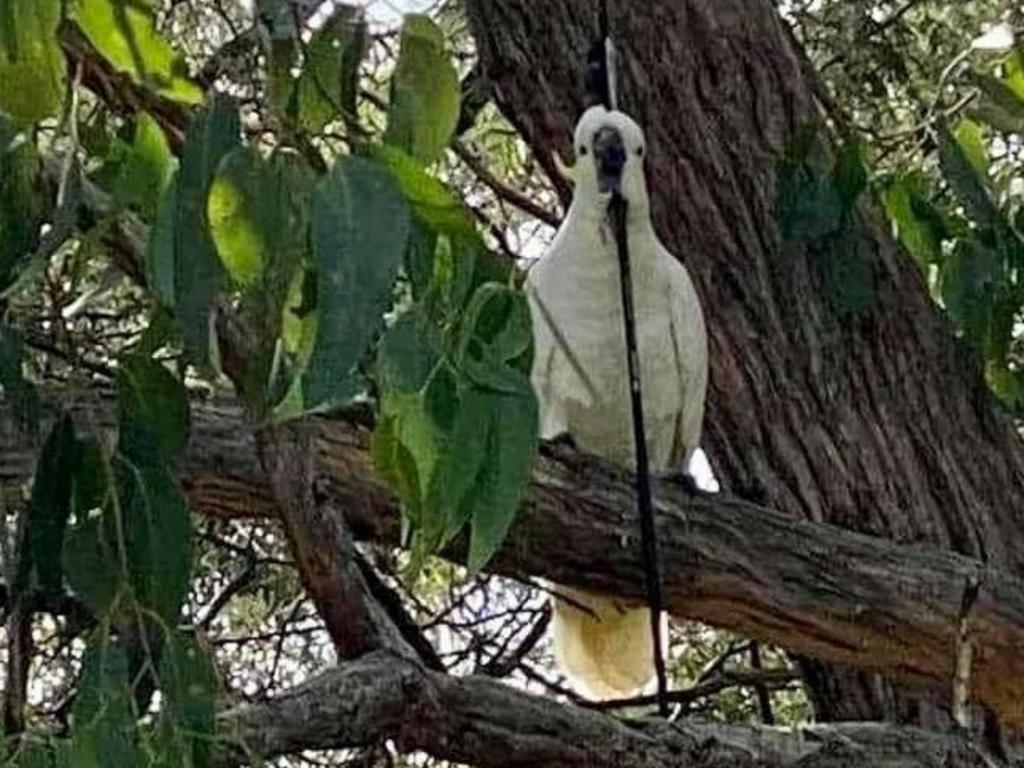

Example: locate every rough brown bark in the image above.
[254,422,395,659]
[11,393,1024,728]
[463,0,1024,725]
[216,649,1005,768]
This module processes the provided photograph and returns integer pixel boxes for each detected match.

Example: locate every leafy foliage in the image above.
[166,93,240,369]
[385,15,461,164]
[101,112,174,219]
[0,0,65,125]
[0,114,46,289]
[301,156,411,411]
[789,2,1024,411]
[0,5,539,726]
[0,324,40,434]
[17,416,76,599]
[1,345,214,767]
[269,4,367,132]
[72,0,203,104]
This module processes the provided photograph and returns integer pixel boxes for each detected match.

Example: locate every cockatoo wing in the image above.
[525,232,604,442]
[660,241,709,471]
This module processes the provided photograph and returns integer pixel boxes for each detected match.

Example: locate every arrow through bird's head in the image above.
[572,105,649,217]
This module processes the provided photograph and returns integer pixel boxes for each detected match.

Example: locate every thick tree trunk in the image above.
[464,0,1024,728]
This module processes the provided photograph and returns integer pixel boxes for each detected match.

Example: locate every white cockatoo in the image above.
[525,105,709,700]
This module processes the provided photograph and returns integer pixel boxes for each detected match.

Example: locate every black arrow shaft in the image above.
[609,192,669,717]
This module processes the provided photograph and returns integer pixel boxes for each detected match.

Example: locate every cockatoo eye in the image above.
[579,145,589,156]
[636,146,644,157]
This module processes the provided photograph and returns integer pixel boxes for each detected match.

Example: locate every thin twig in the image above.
[479,604,552,678]
[583,668,799,712]
[196,557,259,630]
[749,642,776,725]
[451,139,560,228]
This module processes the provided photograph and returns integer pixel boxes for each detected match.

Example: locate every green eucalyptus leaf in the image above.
[1006,49,1024,101]
[147,173,178,306]
[157,631,218,767]
[422,360,458,433]
[63,515,121,620]
[300,6,366,131]
[466,388,537,572]
[377,311,441,393]
[376,388,442,517]
[0,115,45,291]
[987,359,1024,412]
[430,384,489,543]
[281,266,317,359]
[73,0,203,104]
[953,118,989,177]
[267,35,300,124]
[371,145,509,310]
[972,70,1024,133]
[208,148,272,287]
[273,268,320,421]
[117,354,189,465]
[208,148,313,414]
[303,156,411,410]
[832,136,868,208]
[405,218,438,300]
[0,0,65,125]
[384,14,459,164]
[71,636,139,768]
[116,459,191,626]
[373,144,476,239]
[114,112,172,218]
[18,416,76,598]
[371,412,423,525]
[455,283,533,395]
[941,237,1002,349]
[0,324,40,435]
[882,176,946,267]
[174,95,240,369]
[268,5,366,131]
[207,147,312,290]
[937,121,1002,231]
[63,440,121,619]
[136,305,178,358]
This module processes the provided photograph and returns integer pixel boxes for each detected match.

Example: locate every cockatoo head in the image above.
[572,105,649,215]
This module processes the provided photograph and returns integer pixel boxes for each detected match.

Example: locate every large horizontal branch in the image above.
[215,648,1002,768]
[5,393,1024,728]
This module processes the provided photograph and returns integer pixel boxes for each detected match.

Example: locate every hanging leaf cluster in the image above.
[879,48,1024,411]
[0,1,540,763]
[6,352,215,768]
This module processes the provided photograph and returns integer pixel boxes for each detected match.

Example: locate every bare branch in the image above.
[583,667,798,713]
[451,138,561,228]
[216,649,1004,768]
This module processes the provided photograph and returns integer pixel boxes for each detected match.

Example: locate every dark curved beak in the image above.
[593,126,626,193]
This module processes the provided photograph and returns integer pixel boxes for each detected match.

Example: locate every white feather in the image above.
[527,105,708,699]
